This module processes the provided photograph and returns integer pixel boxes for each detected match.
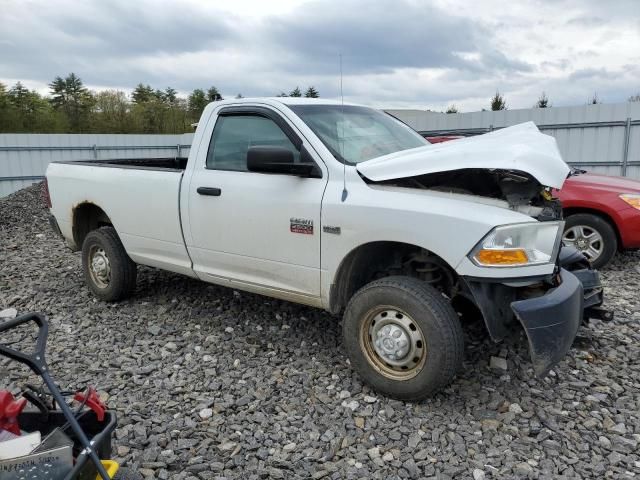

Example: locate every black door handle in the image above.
[197,187,222,196]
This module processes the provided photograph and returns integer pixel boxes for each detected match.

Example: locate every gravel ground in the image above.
[1,183,639,479]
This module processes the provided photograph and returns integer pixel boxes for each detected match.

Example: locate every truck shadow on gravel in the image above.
[130,265,539,402]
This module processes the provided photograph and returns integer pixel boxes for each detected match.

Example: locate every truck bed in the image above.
[55,157,188,171]
[46,157,193,277]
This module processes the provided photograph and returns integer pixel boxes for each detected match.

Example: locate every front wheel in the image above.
[563,213,617,269]
[342,276,464,401]
[82,226,137,302]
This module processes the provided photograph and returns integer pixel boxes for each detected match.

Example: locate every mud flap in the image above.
[511,268,583,377]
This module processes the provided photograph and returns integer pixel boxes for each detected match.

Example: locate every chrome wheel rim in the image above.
[563,225,604,263]
[359,307,427,380]
[89,246,111,288]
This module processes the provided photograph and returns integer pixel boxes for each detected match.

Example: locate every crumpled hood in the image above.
[357,122,570,189]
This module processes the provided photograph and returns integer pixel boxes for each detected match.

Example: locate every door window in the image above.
[206,114,300,171]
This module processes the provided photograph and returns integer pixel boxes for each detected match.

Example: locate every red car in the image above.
[423,135,640,268]
[554,169,640,268]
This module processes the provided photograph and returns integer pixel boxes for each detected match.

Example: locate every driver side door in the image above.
[186,106,327,304]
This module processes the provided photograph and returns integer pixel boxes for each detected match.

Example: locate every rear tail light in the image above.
[41,178,52,209]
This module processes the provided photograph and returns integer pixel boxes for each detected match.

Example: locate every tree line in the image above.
[0,73,321,134]
[1,73,638,131]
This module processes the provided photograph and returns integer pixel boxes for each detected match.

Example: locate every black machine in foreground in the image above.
[0,312,141,480]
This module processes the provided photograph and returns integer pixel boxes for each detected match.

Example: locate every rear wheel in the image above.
[82,226,137,301]
[342,276,464,401]
[563,213,617,269]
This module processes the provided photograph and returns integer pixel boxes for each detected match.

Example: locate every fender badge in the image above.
[290,218,313,235]
[322,225,341,235]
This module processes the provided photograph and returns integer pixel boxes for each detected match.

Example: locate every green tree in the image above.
[535,92,550,108]
[445,104,458,114]
[589,93,600,104]
[8,82,30,109]
[0,77,202,134]
[49,73,94,131]
[92,90,131,133]
[206,86,223,102]
[6,82,65,132]
[0,82,13,131]
[289,87,302,97]
[129,95,190,134]
[490,91,507,111]
[164,87,178,104]
[304,86,319,98]
[188,89,207,119]
[0,82,7,106]
[132,83,155,104]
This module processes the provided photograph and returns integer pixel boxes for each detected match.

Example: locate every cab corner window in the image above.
[206,114,300,171]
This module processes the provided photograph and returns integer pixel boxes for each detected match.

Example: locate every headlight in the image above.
[620,194,640,210]
[470,221,564,267]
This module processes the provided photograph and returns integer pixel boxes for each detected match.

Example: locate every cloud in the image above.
[263,0,534,76]
[0,0,235,84]
[566,15,603,26]
[0,0,638,111]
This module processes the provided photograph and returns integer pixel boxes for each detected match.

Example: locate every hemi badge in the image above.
[290,218,313,235]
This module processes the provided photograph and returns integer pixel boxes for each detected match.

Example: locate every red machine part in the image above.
[0,390,28,435]
[73,387,106,422]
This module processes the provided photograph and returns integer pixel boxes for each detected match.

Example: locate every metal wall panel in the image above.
[387,103,640,179]
[0,133,195,197]
[2,103,640,198]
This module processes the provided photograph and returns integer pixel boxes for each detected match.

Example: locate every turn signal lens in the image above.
[469,222,563,268]
[620,194,640,210]
[475,249,529,265]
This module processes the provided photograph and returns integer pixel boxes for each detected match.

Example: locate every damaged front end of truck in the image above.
[357,122,608,376]
[462,248,606,376]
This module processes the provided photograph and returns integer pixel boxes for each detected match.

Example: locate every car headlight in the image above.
[470,221,564,267]
[620,194,640,210]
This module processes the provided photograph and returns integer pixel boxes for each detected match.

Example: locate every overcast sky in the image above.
[1,0,638,111]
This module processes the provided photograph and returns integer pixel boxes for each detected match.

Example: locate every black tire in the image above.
[342,276,464,401]
[563,213,617,269]
[113,468,144,480]
[81,226,137,301]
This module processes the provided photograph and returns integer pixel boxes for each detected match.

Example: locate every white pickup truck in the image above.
[45,98,604,400]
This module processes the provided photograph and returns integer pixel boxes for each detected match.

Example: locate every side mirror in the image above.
[247,146,321,178]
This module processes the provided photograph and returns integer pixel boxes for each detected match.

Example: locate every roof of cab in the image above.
[213,97,354,107]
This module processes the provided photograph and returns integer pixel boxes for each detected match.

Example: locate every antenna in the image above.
[340,53,348,202]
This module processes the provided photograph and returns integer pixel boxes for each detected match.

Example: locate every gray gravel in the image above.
[1,183,639,479]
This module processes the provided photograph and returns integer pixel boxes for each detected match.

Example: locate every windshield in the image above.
[289,105,428,164]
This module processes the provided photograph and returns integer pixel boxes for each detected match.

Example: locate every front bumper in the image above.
[511,268,583,376]
[462,252,605,377]
[617,206,640,249]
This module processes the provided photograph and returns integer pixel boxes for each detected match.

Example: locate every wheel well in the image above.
[329,241,457,314]
[72,203,112,250]
[563,207,622,250]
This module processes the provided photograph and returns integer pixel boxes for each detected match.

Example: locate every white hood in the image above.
[357,122,570,189]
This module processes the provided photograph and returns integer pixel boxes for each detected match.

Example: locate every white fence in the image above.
[387,102,640,180]
[0,133,194,197]
[1,102,639,197]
